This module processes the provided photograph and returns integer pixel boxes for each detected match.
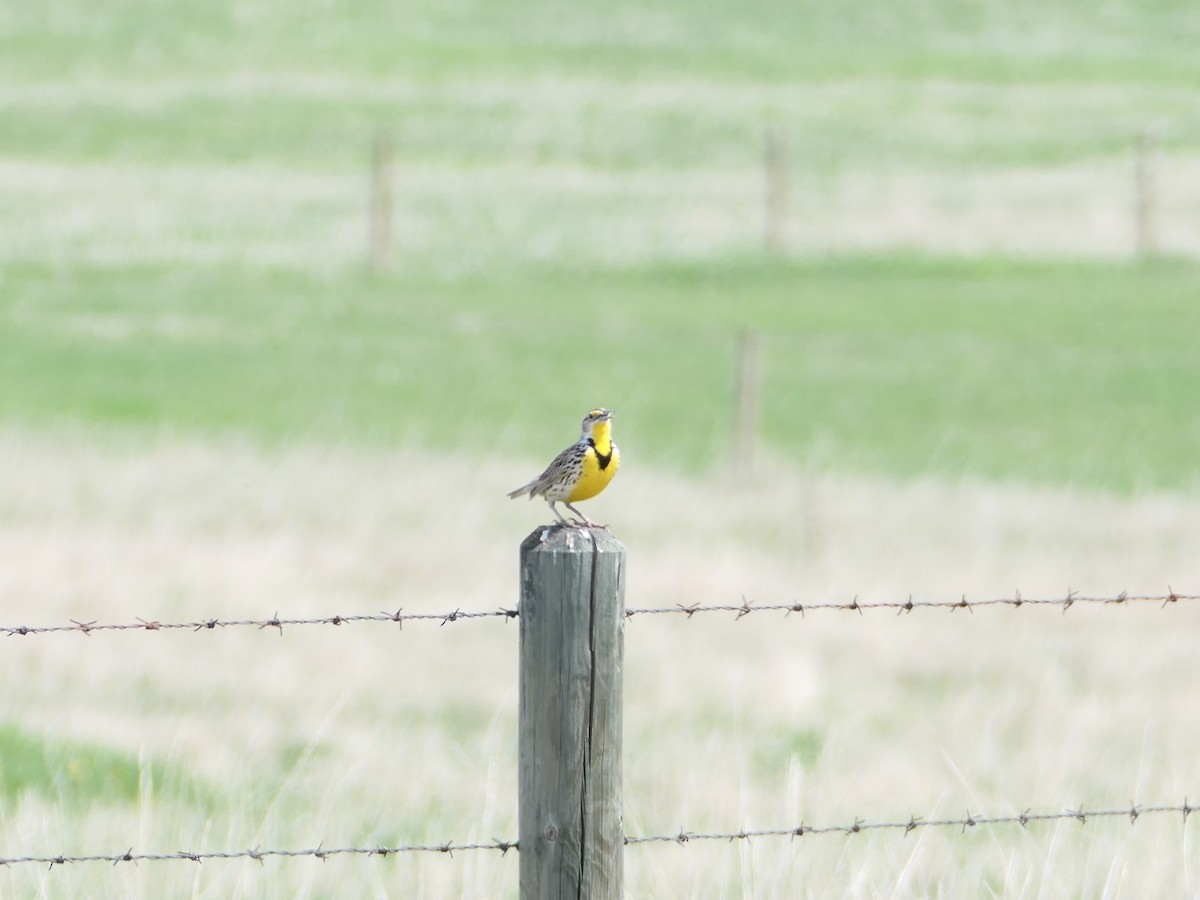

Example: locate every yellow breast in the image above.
[566,441,619,503]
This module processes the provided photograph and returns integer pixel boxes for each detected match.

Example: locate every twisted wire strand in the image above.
[4,801,1193,868]
[0,839,516,869]
[1,591,1194,637]
[625,800,1196,844]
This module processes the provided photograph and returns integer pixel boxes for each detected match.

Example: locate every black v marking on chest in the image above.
[589,438,614,470]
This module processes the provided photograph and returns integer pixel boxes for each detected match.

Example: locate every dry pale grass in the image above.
[6,154,1200,271]
[1,428,1199,897]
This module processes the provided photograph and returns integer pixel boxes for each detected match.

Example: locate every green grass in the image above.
[4,0,1200,84]
[0,725,208,810]
[4,66,1198,174]
[3,256,1198,491]
[4,0,1200,184]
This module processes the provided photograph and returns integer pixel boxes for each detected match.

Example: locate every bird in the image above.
[507,408,620,527]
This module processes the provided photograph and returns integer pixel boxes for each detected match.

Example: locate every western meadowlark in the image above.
[508,408,620,527]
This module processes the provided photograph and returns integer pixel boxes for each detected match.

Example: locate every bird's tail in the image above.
[507,480,537,499]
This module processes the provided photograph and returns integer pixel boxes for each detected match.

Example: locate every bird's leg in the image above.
[547,501,574,527]
[563,502,601,528]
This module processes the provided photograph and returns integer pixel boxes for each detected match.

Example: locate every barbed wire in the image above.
[625,800,1197,845]
[1,590,1194,638]
[630,589,1200,620]
[0,607,518,637]
[4,800,1193,869]
[0,838,516,869]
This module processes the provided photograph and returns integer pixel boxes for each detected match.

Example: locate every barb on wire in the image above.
[0,839,518,869]
[625,800,1196,846]
[1,590,1193,638]
[624,590,1197,620]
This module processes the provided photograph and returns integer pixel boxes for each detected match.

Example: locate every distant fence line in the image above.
[4,800,1195,870]
[2,590,1195,638]
[366,129,1168,268]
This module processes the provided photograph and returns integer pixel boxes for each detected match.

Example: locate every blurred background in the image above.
[2,0,1200,896]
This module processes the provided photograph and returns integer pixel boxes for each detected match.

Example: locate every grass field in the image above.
[3,257,1200,491]
[3,0,1200,896]
[2,435,1199,898]
[5,1,1200,271]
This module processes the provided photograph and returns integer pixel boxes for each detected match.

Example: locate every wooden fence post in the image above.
[369,131,395,271]
[733,329,762,470]
[519,527,625,900]
[1135,131,1156,259]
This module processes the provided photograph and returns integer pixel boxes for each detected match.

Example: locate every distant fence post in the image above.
[519,527,625,900]
[1135,131,1156,259]
[733,329,762,470]
[763,127,789,253]
[369,131,395,271]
